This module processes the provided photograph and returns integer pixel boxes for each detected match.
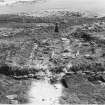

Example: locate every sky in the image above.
[0,0,105,15]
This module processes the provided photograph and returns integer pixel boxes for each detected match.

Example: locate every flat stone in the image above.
[6,94,17,100]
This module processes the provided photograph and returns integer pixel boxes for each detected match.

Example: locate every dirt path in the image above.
[28,80,63,105]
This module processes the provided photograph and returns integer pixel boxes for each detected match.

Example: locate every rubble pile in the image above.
[0,28,23,37]
[82,22,105,32]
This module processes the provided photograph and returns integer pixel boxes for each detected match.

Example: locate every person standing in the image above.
[54,23,59,33]
[54,22,60,38]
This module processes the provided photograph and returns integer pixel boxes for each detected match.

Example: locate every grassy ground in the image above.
[0,74,31,104]
[0,15,105,104]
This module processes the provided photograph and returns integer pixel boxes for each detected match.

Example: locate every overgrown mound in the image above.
[69,62,105,73]
[71,28,93,42]
[0,64,41,80]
